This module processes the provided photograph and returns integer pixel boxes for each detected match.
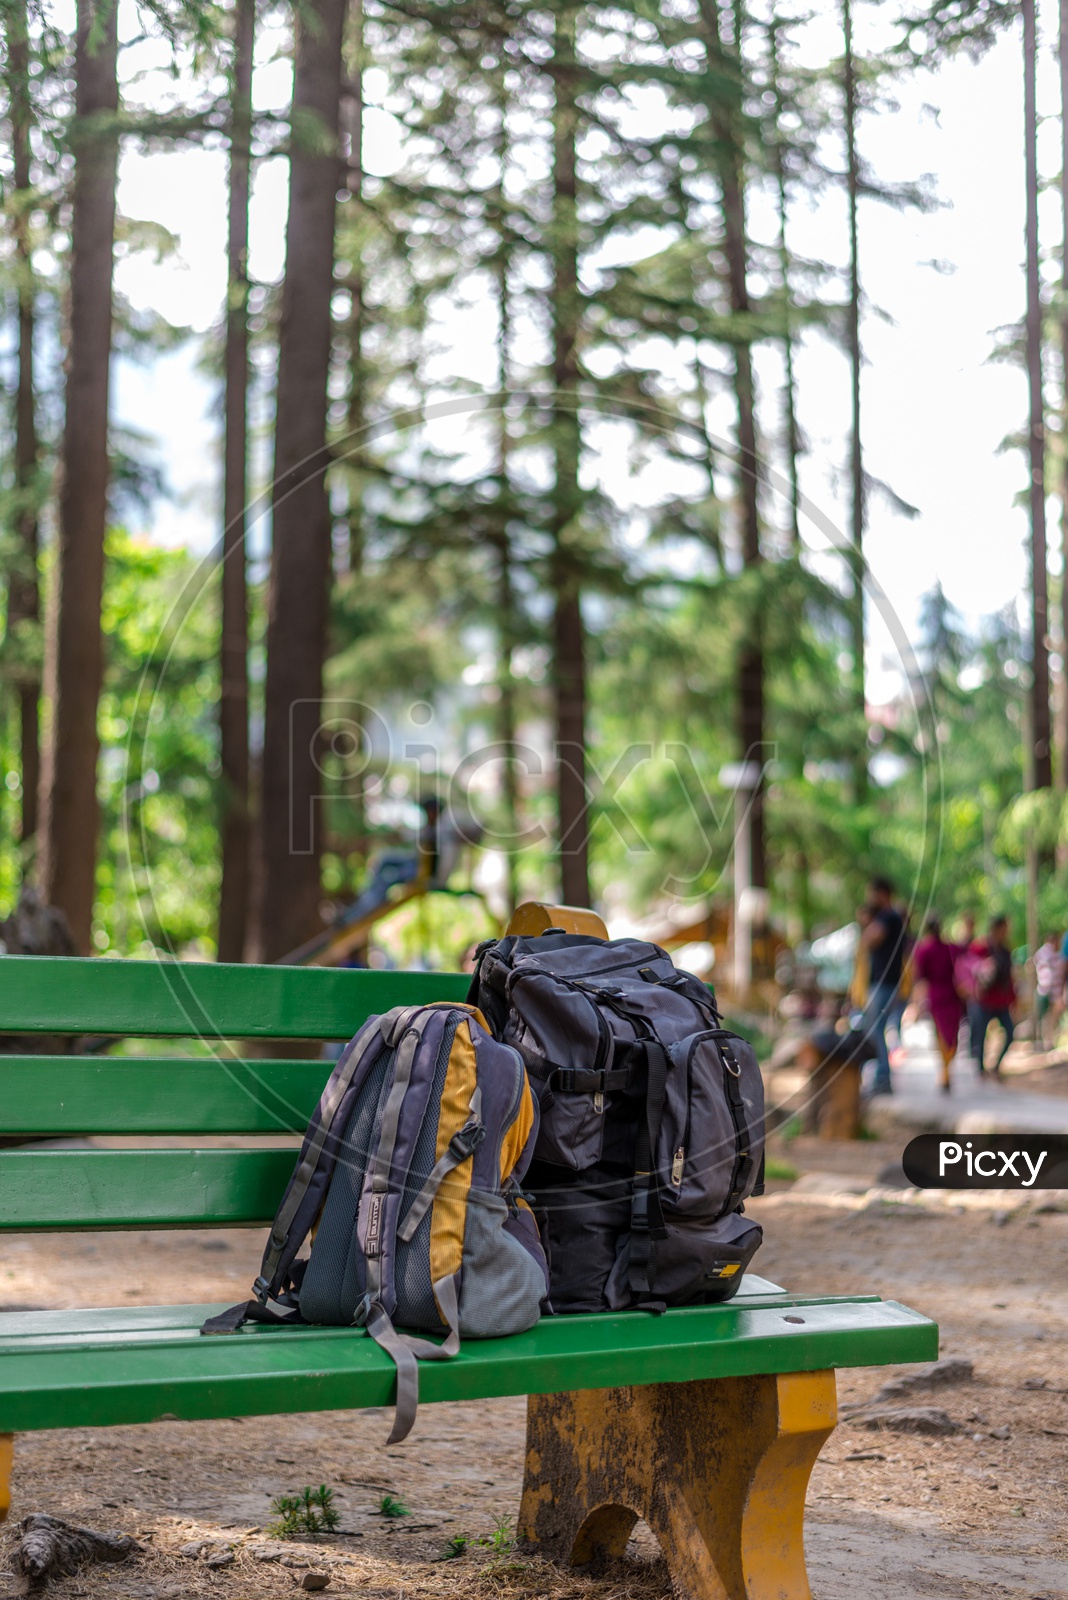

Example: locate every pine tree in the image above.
[1060,0,1068,789]
[765,11,803,549]
[700,0,767,906]
[548,1,590,908]
[4,0,42,852]
[256,0,347,963]
[217,0,255,962]
[341,0,366,576]
[898,0,1049,814]
[38,0,119,953]
[1023,0,1051,791]
[841,0,868,814]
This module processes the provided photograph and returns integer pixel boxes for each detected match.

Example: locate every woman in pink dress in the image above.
[911,915,965,1092]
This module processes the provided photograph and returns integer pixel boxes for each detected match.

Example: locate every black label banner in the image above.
[902,1134,1068,1189]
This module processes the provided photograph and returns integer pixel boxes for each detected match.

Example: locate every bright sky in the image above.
[106,2,1063,708]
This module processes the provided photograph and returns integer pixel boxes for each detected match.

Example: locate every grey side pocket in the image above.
[459,1189,545,1337]
[534,1090,606,1171]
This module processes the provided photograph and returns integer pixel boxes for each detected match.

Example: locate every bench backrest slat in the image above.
[0,957,469,1037]
[0,1149,295,1230]
[0,1058,330,1135]
[0,955,476,1233]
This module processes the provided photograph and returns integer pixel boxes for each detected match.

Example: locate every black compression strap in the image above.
[642,1039,669,1240]
[717,1035,753,1216]
[628,1036,671,1298]
[551,1066,632,1094]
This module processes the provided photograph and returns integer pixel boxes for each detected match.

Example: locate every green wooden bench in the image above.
[0,922,937,1599]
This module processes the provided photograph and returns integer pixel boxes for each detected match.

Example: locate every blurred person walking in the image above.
[886,899,915,1058]
[910,915,964,1093]
[968,915,1016,1076]
[859,876,907,1095]
[1033,932,1063,1049]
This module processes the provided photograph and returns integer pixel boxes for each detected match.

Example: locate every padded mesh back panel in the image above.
[298,1047,391,1324]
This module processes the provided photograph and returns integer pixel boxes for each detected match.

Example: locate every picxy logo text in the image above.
[902,1134,1068,1190]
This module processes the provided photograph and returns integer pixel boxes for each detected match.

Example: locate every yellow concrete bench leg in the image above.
[518,1370,836,1600]
[0,1433,12,1525]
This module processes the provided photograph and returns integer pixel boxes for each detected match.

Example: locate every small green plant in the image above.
[779,1115,802,1144]
[764,1158,798,1182]
[377,1493,411,1519]
[268,1484,340,1539]
[478,1514,515,1554]
[438,1533,471,1560]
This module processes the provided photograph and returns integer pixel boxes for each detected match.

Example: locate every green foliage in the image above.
[93,530,221,956]
[370,892,496,974]
[376,1493,410,1519]
[0,0,1057,970]
[435,1516,515,1562]
[268,1485,340,1540]
[438,1534,470,1560]
[481,1514,516,1554]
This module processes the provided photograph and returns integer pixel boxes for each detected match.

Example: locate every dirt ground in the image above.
[1,1131,1067,1599]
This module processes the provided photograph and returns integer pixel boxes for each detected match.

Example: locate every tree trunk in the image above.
[217,0,255,963]
[255,0,346,963]
[843,0,869,813]
[340,0,369,579]
[768,19,801,549]
[1060,0,1068,790]
[494,78,520,914]
[495,530,521,914]
[698,0,766,896]
[550,4,590,908]
[333,0,367,857]
[38,0,118,953]
[1024,0,1051,791]
[6,0,40,850]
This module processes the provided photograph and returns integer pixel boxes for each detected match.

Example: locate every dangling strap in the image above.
[364,1272,462,1444]
[201,1298,303,1336]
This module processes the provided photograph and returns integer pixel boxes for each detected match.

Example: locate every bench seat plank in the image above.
[0,1149,297,1229]
[0,957,468,1039]
[0,1298,937,1433]
[0,1291,873,1351]
[0,1058,330,1134]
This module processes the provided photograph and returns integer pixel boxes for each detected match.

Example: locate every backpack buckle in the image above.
[352,1292,373,1328]
[252,1276,272,1304]
[449,1119,486,1161]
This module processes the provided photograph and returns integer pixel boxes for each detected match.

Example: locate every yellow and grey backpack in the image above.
[202,1003,548,1441]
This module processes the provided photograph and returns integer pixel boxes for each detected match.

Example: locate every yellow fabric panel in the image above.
[429,1018,480,1309]
[499,1077,535,1183]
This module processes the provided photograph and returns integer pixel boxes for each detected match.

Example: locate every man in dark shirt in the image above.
[968,915,1016,1075]
[859,875,906,1095]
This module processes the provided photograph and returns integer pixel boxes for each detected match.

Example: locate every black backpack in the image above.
[467,931,764,1313]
